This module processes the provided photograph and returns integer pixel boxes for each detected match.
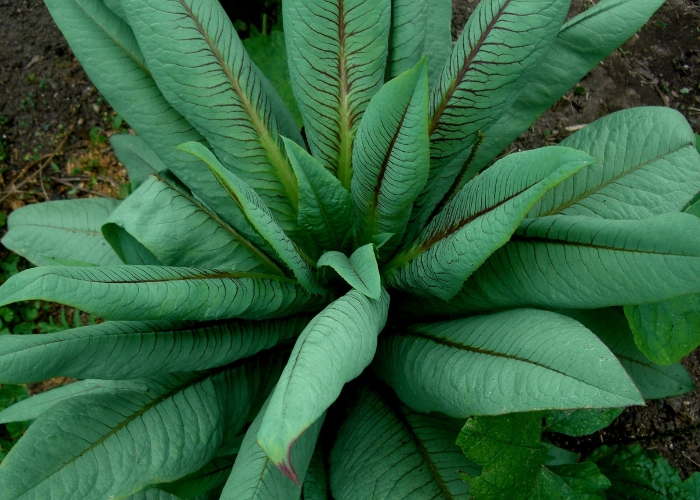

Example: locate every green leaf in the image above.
[109,134,167,189]
[0,380,151,424]
[562,308,696,400]
[541,442,580,467]
[317,244,381,299]
[384,147,595,300]
[0,353,285,500]
[122,0,304,233]
[589,444,698,500]
[530,107,700,220]
[457,412,545,499]
[221,395,322,496]
[0,316,311,383]
[258,289,389,478]
[374,309,642,418]
[536,463,610,499]
[351,59,430,257]
[180,142,324,294]
[2,198,122,267]
[243,31,303,129]
[283,138,351,252]
[105,173,284,274]
[102,224,163,265]
[156,455,236,499]
[126,489,207,500]
[408,0,570,241]
[467,0,667,178]
[543,408,624,437]
[0,266,323,321]
[452,212,700,311]
[302,447,329,500]
[424,0,453,89]
[330,384,477,500]
[283,0,391,188]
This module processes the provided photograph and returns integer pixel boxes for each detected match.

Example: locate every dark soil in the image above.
[0,0,699,482]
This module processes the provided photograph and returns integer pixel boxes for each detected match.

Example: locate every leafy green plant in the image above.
[0,0,699,499]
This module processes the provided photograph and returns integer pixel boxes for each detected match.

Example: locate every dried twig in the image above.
[682,452,700,468]
[50,178,112,198]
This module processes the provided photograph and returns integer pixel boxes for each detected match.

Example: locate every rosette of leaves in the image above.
[0,0,698,498]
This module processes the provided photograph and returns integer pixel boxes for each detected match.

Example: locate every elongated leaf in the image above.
[2,198,122,267]
[387,0,428,79]
[122,0,304,233]
[0,352,284,500]
[126,489,206,500]
[467,0,666,178]
[563,308,695,400]
[352,59,430,256]
[374,309,642,418]
[317,245,381,299]
[451,212,700,311]
[543,408,623,437]
[221,396,322,497]
[283,0,391,187]
[258,289,389,479]
[284,138,351,252]
[330,384,477,500]
[302,447,329,500]
[102,224,163,265]
[385,147,594,300]
[110,134,167,189]
[180,143,323,294]
[105,173,283,274]
[157,455,236,499]
[0,316,310,383]
[423,0,452,89]
[408,0,570,240]
[0,266,322,321]
[0,380,150,424]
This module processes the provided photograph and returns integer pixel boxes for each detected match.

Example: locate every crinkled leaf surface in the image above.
[180,142,323,294]
[221,395,322,497]
[283,0,390,187]
[105,173,283,274]
[407,0,570,241]
[374,309,642,418]
[122,0,303,233]
[284,138,351,252]
[2,198,122,267]
[258,289,389,477]
[385,147,595,300]
[351,59,430,257]
[0,316,310,383]
[543,408,623,437]
[317,244,381,299]
[0,266,322,321]
[110,134,167,189]
[330,384,477,500]
[467,0,666,178]
[563,308,695,400]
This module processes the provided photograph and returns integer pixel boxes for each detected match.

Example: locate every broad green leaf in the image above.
[157,455,235,499]
[102,0,126,21]
[589,444,699,500]
[317,245,381,299]
[110,134,167,189]
[122,0,304,233]
[452,212,700,311]
[0,380,150,424]
[374,309,642,418]
[0,316,310,383]
[180,143,323,294]
[625,296,700,366]
[2,198,122,267]
[408,0,570,241]
[541,442,580,467]
[126,489,206,500]
[102,224,163,265]
[529,107,700,220]
[302,447,329,500]
[543,408,623,437]
[283,0,391,187]
[457,412,545,499]
[283,138,351,252]
[423,0,452,89]
[0,353,284,500]
[384,147,595,300]
[387,0,428,79]
[467,0,667,178]
[535,464,609,500]
[221,395,322,497]
[330,384,477,500]
[562,308,695,400]
[243,31,303,129]
[352,59,430,257]
[0,266,322,321]
[105,173,284,274]
[258,289,389,477]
